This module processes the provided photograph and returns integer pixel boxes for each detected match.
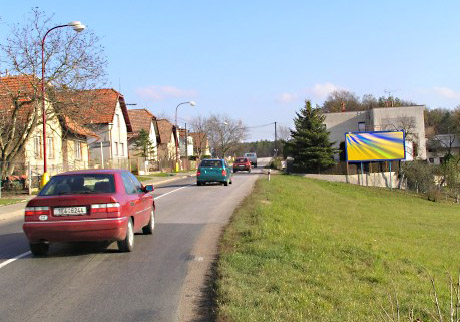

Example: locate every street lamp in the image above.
[40,21,86,188]
[174,101,196,172]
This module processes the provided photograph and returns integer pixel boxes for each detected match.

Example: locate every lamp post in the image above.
[40,21,86,188]
[174,101,196,172]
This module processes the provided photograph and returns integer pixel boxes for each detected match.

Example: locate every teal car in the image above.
[197,159,232,186]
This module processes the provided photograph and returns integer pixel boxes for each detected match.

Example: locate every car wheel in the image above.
[223,181,228,186]
[248,169,251,173]
[233,169,236,173]
[197,181,202,186]
[142,208,155,235]
[255,163,257,168]
[29,242,49,256]
[118,218,134,252]
[229,179,232,184]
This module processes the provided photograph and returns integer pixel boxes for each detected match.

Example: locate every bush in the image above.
[268,157,282,170]
[399,160,435,194]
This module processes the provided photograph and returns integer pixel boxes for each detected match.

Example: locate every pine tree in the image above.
[134,129,156,159]
[286,100,337,172]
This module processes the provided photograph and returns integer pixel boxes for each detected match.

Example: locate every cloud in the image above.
[276,82,344,104]
[276,92,298,103]
[310,82,344,99]
[433,86,460,100]
[136,85,197,101]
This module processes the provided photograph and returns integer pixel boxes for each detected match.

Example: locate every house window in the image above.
[119,142,124,156]
[116,114,121,140]
[47,137,54,159]
[358,122,366,132]
[74,141,82,160]
[114,142,119,156]
[34,136,42,158]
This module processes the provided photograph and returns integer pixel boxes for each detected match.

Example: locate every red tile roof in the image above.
[0,75,40,122]
[55,88,132,132]
[127,109,155,134]
[156,119,174,144]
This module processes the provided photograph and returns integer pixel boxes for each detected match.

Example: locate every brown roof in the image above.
[62,115,98,138]
[56,88,133,132]
[0,75,40,122]
[127,109,155,134]
[156,119,174,144]
[190,132,208,148]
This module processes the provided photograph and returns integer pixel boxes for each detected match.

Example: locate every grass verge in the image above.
[215,175,460,321]
[0,198,25,206]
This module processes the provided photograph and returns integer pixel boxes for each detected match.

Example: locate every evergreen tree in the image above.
[286,100,337,172]
[134,129,156,159]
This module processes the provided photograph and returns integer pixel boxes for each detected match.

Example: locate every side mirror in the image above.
[143,184,154,192]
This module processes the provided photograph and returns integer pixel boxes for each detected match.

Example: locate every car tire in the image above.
[255,163,257,168]
[229,179,232,184]
[248,169,251,173]
[29,242,49,256]
[223,181,228,186]
[233,169,236,173]
[118,218,134,252]
[142,208,155,235]
[197,181,202,186]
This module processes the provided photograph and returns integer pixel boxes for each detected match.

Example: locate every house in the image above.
[189,132,211,157]
[127,109,158,173]
[59,89,133,169]
[178,128,194,157]
[324,105,427,160]
[426,133,460,164]
[0,74,92,180]
[60,115,97,172]
[155,119,177,161]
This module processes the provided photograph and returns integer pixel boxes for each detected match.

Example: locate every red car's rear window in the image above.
[39,174,116,196]
[235,158,248,163]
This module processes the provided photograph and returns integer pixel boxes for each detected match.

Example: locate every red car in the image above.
[232,157,252,173]
[23,169,155,256]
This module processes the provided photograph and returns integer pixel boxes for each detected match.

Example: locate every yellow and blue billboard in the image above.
[345,131,406,162]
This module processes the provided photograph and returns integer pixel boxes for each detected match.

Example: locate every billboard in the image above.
[345,131,406,162]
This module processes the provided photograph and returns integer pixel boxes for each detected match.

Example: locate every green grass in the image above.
[0,198,25,206]
[216,176,460,321]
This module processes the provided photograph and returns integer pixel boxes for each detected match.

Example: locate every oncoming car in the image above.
[22,170,155,256]
[244,152,258,167]
[197,159,232,186]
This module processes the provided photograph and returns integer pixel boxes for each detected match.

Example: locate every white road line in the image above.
[0,251,31,269]
[154,185,191,201]
[0,184,192,270]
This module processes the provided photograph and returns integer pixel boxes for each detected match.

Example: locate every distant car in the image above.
[23,169,155,256]
[197,158,232,186]
[233,157,252,173]
[244,152,258,167]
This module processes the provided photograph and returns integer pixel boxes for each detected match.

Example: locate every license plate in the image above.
[239,165,245,168]
[54,207,87,216]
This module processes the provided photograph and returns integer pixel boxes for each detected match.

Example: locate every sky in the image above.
[2,1,460,141]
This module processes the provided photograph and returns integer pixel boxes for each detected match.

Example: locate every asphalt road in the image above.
[0,159,269,322]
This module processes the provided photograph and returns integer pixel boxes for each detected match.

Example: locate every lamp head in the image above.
[189,101,196,107]
[67,21,86,32]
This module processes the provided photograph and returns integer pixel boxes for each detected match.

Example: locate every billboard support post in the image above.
[346,161,349,184]
[360,162,364,186]
[389,161,392,190]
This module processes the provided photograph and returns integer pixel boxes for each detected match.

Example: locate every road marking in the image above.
[0,251,31,269]
[154,185,191,201]
[0,185,191,270]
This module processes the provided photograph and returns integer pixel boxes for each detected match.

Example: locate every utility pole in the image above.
[185,123,188,171]
[274,121,278,157]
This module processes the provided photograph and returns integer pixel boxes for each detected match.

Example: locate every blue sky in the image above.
[2,1,460,141]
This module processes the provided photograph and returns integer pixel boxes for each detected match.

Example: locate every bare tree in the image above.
[277,125,291,142]
[191,114,247,158]
[0,9,107,177]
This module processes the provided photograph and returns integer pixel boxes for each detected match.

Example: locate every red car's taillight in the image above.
[91,203,120,213]
[25,206,49,216]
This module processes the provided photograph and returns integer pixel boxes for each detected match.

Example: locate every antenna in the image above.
[384,89,398,107]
